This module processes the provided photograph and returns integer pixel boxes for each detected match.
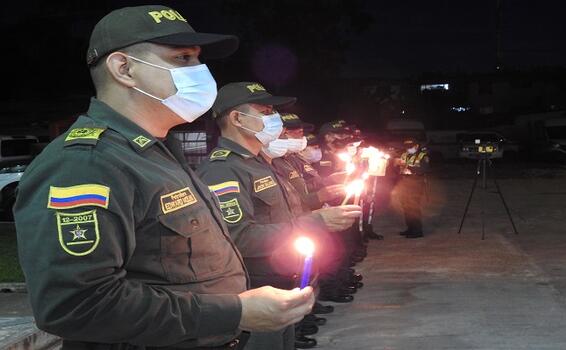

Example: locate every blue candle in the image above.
[300,255,313,289]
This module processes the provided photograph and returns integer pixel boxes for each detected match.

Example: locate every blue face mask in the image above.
[407,147,418,154]
[237,111,283,145]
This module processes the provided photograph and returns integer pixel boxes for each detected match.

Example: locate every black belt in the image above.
[193,332,250,350]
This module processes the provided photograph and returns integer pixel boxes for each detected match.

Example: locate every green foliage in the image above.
[0,232,24,283]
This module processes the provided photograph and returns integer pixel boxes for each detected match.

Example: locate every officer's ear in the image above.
[105,52,136,88]
[228,110,244,127]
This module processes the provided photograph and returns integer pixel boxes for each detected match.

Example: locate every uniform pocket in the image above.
[251,189,279,222]
[159,205,225,283]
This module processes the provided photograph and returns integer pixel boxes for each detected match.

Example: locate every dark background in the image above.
[2,0,565,132]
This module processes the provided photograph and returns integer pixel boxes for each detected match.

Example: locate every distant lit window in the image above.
[450,106,471,113]
[420,83,449,92]
[172,131,208,165]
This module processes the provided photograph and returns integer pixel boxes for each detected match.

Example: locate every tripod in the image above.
[457,154,519,240]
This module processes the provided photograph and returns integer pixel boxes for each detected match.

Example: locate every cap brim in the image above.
[285,122,314,133]
[248,95,297,108]
[150,32,239,59]
[302,122,314,133]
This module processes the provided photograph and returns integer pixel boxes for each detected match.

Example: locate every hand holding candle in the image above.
[294,237,315,289]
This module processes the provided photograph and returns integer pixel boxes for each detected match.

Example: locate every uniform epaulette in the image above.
[64,127,107,147]
[209,149,232,161]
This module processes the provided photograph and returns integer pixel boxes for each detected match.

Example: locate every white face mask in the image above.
[263,140,288,158]
[270,137,307,154]
[300,147,322,163]
[407,147,418,154]
[237,111,283,145]
[128,56,217,123]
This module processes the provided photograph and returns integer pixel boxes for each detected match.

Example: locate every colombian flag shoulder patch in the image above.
[209,181,240,197]
[48,184,110,209]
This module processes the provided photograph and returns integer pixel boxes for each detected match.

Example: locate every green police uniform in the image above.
[284,153,328,203]
[399,148,430,236]
[196,137,326,289]
[14,99,248,349]
[272,156,323,212]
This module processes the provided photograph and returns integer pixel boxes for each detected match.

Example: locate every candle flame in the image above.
[294,237,315,257]
[346,179,365,196]
[337,153,351,162]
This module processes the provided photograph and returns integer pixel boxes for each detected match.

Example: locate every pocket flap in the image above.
[158,205,210,237]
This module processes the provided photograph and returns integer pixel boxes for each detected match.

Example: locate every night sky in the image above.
[2,0,565,127]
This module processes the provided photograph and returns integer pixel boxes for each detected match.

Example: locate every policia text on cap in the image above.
[14,5,315,349]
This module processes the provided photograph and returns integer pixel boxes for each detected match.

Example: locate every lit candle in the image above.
[294,237,315,289]
[341,179,365,205]
[337,152,351,163]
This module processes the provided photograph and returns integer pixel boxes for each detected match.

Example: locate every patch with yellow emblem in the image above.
[65,127,106,146]
[219,198,243,223]
[253,176,277,192]
[57,210,100,257]
[210,149,231,160]
[132,135,153,148]
[304,164,316,173]
[160,187,198,214]
[289,170,300,180]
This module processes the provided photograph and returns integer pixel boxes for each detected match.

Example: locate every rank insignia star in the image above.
[70,225,88,240]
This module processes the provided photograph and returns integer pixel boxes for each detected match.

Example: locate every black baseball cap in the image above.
[86,5,239,65]
[212,82,296,116]
[305,133,319,146]
[281,113,314,132]
[318,121,350,136]
[403,138,419,146]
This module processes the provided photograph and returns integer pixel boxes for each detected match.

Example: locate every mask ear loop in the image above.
[235,111,265,135]
[125,55,169,102]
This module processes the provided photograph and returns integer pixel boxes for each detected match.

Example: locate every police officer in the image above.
[396,138,430,238]
[272,113,345,211]
[14,6,315,349]
[197,82,362,350]
[275,118,364,302]
[317,121,349,177]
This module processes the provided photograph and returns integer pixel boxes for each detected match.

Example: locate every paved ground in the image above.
[2,163,566,349]
[315,166,566,349]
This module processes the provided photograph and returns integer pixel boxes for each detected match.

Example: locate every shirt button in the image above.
[190,219,199,227]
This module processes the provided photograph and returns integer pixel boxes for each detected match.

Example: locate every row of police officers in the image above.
[13,4,428,350]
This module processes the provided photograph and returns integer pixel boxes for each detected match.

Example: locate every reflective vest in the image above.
[401,151,427,167]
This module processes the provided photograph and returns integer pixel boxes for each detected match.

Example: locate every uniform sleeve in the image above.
[198,162,326,258]
[14,148,241,346]
[301,192,323,210]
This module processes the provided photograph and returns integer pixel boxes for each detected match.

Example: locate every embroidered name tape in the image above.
[160,187,197,214]
[254,176,277,192]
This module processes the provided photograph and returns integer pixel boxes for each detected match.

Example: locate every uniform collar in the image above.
[85,97,158,153]
[218,137,255,159]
